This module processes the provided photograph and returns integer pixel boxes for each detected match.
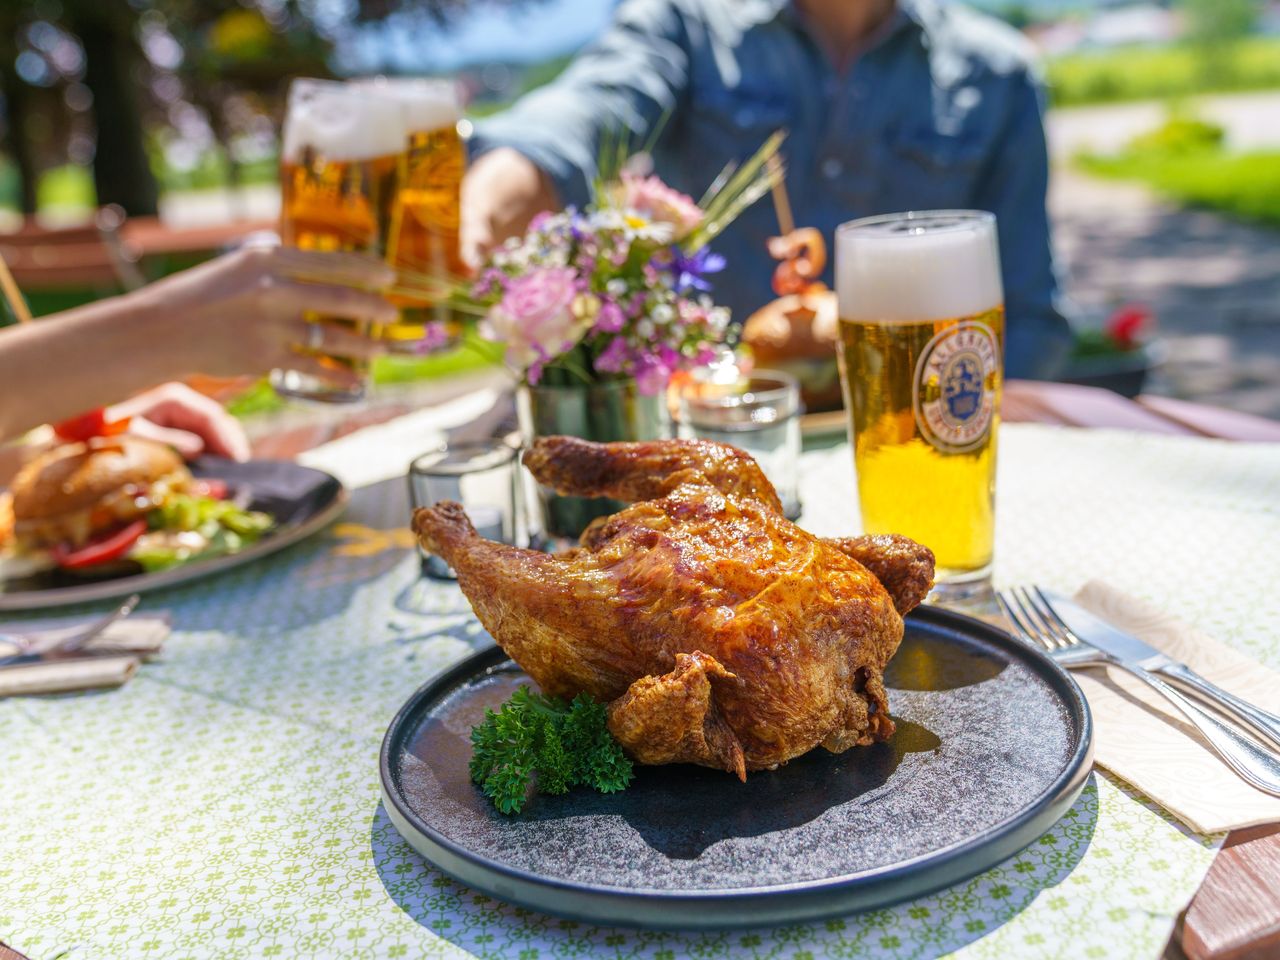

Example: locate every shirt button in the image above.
[821,157,844,180]
[734,107,757,127]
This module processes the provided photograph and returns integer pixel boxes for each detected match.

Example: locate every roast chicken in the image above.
[413,436,934,780]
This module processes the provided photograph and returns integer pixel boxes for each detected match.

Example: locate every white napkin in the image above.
[0,612,170,697]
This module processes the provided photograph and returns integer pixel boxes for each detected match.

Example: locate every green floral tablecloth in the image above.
[3,423,1279,960]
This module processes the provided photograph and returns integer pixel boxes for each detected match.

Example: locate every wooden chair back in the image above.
[0,205,145,294]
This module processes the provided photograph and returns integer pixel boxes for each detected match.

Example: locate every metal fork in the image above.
[0,593,141,667]
[998,585,1280,798]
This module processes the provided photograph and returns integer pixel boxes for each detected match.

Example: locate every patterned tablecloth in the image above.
[3,423,1279,960]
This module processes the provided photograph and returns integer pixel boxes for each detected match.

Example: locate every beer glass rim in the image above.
[410,440,519,478]
[837,210,995,239]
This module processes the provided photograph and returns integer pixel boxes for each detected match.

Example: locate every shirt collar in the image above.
[770,0,931,46]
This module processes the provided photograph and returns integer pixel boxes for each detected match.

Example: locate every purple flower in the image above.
[595,299,625,334]
[595,337,630,373]
[633,352,673,395]
[411,322,452,355]
[670,248,726,293]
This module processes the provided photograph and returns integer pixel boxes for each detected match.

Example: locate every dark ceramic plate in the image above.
[0,457,346,611]
[380,606,1093,929]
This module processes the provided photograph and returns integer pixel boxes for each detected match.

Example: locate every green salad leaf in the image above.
[469,686,633,815]
[134,494,273,571]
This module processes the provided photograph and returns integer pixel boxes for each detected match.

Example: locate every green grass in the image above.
[1079,149,1280,227]
[1048,37,1280,107]
[226,331,502,420]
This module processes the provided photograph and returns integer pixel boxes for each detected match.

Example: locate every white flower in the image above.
[606,278,628,297]
[652,303,675,325]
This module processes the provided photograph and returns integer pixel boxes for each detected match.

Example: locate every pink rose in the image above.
[620,174,704,241]
[483,267,589,372]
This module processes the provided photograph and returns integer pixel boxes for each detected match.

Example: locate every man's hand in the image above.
[460,148,562,268]
[110,382,251,462]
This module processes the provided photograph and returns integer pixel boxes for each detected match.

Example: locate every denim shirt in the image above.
[473,0,1070,379]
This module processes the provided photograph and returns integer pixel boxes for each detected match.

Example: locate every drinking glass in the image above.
[407,440,520,579]
[349,76,467,355]
[834,210,1004,603]
[677,369,803,519]
[274,78,405,402]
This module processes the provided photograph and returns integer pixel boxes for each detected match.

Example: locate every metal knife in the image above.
[1044,590,1280,750]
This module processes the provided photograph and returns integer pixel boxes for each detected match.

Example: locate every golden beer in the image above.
[274,79,406,402]
[835,211,1004,599]
[354,78,466,353]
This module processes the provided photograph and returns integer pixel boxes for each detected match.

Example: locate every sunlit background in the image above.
[2,0,1278,415]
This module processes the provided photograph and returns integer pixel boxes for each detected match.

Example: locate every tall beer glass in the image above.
[835,211,1003,602]
[275,79,405,402]
[354,77,466,354]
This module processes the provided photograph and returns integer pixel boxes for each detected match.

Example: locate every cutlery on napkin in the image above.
[1049,581,1280,835]
[0,612,170,697]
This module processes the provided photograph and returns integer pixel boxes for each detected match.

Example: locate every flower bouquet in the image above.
[446,132,784,396]
[403,132,784,541]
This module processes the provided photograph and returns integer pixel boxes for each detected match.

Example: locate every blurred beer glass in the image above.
[835,211,1004,602]
[275,78,405,402]
[353,77,467,354]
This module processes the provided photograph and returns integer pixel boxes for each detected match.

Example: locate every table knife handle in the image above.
[1113,660,1280,797]
[1157,662,1280,750]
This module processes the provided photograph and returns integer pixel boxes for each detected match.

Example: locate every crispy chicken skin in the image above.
[824,534,936,616]
[413,436,935,780]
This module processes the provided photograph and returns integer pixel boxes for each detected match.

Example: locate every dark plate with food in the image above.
[379,436,1093,929]
[0,436,346,611]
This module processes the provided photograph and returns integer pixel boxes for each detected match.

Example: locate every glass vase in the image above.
[517,378,671,549]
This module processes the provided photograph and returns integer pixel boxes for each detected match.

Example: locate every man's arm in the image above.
[462,0,692,260]
[972,71,1072,380]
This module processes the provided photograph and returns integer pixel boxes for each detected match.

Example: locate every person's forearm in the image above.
[0,288,182,443]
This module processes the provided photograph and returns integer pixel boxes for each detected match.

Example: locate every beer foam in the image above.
[836,213,1003,323]
[282,82,407,163]
[355,78,461,133]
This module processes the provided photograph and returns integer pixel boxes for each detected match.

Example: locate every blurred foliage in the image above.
[1127,113,1224,153]
[1182,0,1259,85]
[0,0,552,216]
[1047,37,1280,106]
[1078,111,1280,228]
[225,332,501,419]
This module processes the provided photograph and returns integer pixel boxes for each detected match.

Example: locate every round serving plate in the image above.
[380,606,1094,930]
[0,458,347,612]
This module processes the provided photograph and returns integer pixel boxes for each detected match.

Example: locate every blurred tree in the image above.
[67,3,159,216]
[0,9,39,214]
[1181,0,1259,85]
[0,0,547,218]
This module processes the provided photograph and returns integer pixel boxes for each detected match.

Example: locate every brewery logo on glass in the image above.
[913,321,998,453]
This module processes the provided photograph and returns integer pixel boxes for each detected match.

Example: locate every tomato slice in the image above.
[52,519,148,570]
[191,479,228,500]
[52,408,131,442]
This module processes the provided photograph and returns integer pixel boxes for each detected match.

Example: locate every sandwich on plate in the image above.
[0,436,272,581]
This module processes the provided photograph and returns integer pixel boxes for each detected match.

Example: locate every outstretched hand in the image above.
[138,243,399,394]
[110,382,251,462]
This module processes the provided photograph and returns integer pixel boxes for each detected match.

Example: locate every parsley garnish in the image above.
[469,686,634,814]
